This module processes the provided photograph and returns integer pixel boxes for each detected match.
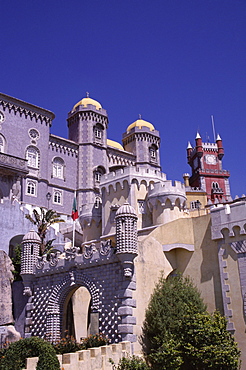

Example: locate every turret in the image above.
[122,117,161,170]
[115,203,138,278]
[195,132,203,158]
[216,134,224,160]
[21,230,41,296]
[186,142,192,163]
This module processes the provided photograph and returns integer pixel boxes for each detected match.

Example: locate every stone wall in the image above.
[23,341,131,370]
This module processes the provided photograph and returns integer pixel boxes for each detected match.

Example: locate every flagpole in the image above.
[72,191,76,249]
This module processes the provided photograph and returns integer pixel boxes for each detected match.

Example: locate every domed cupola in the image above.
[123,115,161,170]
[115,203,138,278]
[72,95,102,112]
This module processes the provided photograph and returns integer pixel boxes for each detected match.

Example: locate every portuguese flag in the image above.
[71,195,79,221]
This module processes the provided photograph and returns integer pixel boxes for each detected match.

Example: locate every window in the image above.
[26,180,37,196]
[93,124,103,145]
[212,182,219,189]
[52,157,64,179]
[94,128,102,139]
[138,200,145,214]
[95,171,101,182]
[149,145,158,162]
[95,197,101,208]
[26,147,39,168]
[190,200,201,209]
[0,135,5,153]
[53,190,62,204]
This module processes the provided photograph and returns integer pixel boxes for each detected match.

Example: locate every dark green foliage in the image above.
[110,355,150,370]
[52,332,109,354]
[0,337,60,370]
[179,311,241,370]
[11,243,22,281]
[25,207,64,254]
[142,274,241,370]
[142,274,207,355]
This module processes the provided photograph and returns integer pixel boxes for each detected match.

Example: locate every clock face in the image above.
[206,154,216,165]
[0,111,5,123]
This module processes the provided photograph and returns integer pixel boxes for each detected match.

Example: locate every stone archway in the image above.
[63,286,91,341]
[45,271,100,343]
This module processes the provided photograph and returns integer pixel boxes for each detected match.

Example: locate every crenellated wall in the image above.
[23,341,132,370]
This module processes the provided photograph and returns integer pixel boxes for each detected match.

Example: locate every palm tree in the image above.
[25,207,64,254]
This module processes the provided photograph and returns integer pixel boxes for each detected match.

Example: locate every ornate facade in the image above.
[0,92,246,364]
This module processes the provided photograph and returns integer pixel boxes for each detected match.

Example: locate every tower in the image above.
[122,117,161,170]
[21,230,41,296]
[67,95,108,234]
[187,133,231,203]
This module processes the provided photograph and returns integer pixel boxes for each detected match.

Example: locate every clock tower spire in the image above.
[187,132,231,203]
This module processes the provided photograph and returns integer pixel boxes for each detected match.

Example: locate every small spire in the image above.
[216,133,222,141]
[86,92,89,98]
[196,132,201,139]
[187,141,192,149]
[138,114,142,120]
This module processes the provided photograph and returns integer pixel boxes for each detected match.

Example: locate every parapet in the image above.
[101,166,167,193]
[148,180,187,209]
[211,199,246,239]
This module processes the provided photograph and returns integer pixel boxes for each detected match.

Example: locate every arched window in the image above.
[53,190,62,204]
[93,123,104,145]
[93,166,105,188]
[52,157,65,179]
[212,182,219,189]
[0,134,5,153]
[26,180,37,196]
[26,146,39,168]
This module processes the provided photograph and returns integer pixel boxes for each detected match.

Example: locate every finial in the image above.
[86,92,89,98]
[138,114,142,120]
[216,134,222,141]
[196,132,201,139]
[187,141,192,149]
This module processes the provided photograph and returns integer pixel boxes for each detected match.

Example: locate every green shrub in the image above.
[110,355,150,369]
[142,274,241,370]
[0,336,60,370]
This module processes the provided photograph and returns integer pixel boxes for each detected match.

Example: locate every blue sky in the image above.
[1,0,245,198]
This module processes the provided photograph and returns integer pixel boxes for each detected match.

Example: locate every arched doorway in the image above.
[63,286,91,341]
[9,234,24,258]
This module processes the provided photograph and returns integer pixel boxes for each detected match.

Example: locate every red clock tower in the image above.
[187,133,231,203]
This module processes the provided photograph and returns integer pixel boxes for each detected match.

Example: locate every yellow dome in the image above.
[127,119,155,133]
[107,139,124,151]
[72,97,102,111]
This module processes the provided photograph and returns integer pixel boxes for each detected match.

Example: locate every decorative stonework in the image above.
[0,100,52,125]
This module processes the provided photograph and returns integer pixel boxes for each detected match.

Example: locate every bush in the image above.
[52,333,82,354]
[142,274,241,369]
[82,333,109,349]
[110,355,150,370]
[0,337,60,370]
[52,332,109,354]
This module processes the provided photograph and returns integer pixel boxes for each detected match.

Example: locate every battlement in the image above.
[101,166,166,193]
[0,92,55,125]
[68,104,108,118]
[148,180,186,197]
[211,199,246,240]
